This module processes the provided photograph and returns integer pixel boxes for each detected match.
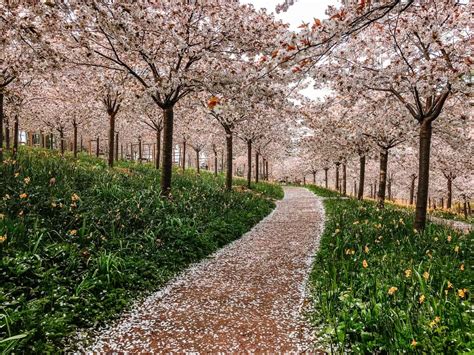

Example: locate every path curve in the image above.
[87,187,324,353]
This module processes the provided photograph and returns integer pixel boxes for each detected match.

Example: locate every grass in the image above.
[307,185,473,354]
[0,147,283,353]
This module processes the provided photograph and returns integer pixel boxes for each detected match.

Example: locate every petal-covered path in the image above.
[88,187,325,353]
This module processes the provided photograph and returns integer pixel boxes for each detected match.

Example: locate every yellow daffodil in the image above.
[364,245,369,253]
[71,193,80,202]
[68,230,77,236]
[447,281,453,289]
[405,269,412,278]
[0,235,7,243]
[19,193,28,199]
[14,172,19,178]
[419,294,425,304]
[24,177,31,184]
[447,235,452,242]
[457,288,468,299]
[411,339,417,348]
[460,264,464,271]
[353,220,359,225]
[429,316,441,328]
[423,272,430,281]
[454,245,460,253]
[362,259,368,268]
[388,286,398,295]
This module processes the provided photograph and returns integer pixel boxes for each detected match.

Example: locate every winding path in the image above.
[87,187,325,353]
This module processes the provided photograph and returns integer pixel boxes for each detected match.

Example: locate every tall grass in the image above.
[307,185,473,353]
[0,148,283,352]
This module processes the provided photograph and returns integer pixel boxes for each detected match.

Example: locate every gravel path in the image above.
[87,187,325,353]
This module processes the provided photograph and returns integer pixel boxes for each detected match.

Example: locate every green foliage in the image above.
[0,148,280,352]
[306,184,341,198]
[307,186,473,353]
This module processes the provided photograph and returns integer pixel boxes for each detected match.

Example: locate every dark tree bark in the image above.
[225,129,233,191]
[59,127,65,156]
[0,92,3,162]
[265,160,269,180]
[195,148,200,174]
[108,113,116,166]
[161,107,174,196]
[414,121,432,230]
[377,148,389,208]
[5,122,10,151]
[13,115,19,158]
[409,174,416,205]
[447,176,453,209]
[255,151,260,184]
[182,139,187,171]
[335,163,340,190]
[40,131,45,148]
[115,131,119,162]
[324,168,329,188]
[247,140,252,188]
[80,135,83,152]
[358,154,366,200]
[342,163,347,195]
[213,146,218,176]
[73,122,78,158]
[155,129,161,169]
[312,171,316,184]
[138,136,142,163]
[96,137,100,157]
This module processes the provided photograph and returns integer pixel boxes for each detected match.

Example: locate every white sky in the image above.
[241,0,339,100]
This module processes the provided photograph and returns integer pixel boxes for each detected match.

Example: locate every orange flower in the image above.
[411,339,417,348]
[19,193,28,199]
[458,288,468,299]
[388,287,398,295]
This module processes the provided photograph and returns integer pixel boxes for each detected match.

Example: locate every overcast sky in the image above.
[241,0,339,99]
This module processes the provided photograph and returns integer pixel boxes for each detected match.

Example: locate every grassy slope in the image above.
[307,185,473,353]
[0,148,283,352]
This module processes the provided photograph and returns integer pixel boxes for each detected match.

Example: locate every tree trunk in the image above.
[409,175,416,205]
[414,121,433,230]
[463,197,468,219]
[335,163,340,190]
[447,177,453,209]
[80,135,83,152]
[214,149,218,176]
[155,129,161,169]
[96,137,100,157]
[225,130,233,191]
[59,128,65,156]
[377,148,389,208]
[161,107,174,196]
[138,137,142,163]
[40,131,45,148]
[312,171,316,184]
[0,92,3,162]
[182,139,186,171]
[115,131,119,162]
[13,116,19,157]
[73,123,78,158]
[324,168,329,188]
[196,149,200,174]
[255,151,260,184]
[358,154,366,200]
[5,124,10,151]
[342,163,347,195]
[247,140,252,188]
[265,160,269,180]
